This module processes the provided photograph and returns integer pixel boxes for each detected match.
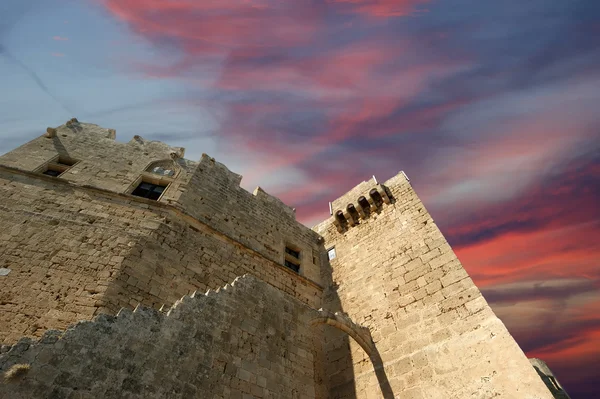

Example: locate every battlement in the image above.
[0,119,300,224]
[314,172,406,234]
[0,275,323,398]
[195,153,296,219]
[0,120,322,280]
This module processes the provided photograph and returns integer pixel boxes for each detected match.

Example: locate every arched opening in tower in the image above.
[357,196,371,217]
[369,189,384,209]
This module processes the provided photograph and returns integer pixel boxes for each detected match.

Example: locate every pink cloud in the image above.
[98,0,459,185]
[51,52,65,57]
[102,0,323,55]
[327,0,429,17]
[52,36,69,41]
[456,221,600,288]
[213,40,469,183]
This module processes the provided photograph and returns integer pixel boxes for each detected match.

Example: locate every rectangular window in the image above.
[285,246,300,259]
[131,181,167,201]
[284,259,300,273]
[327,247,336,260]
[38,156,78,178]
[284,244,301,273]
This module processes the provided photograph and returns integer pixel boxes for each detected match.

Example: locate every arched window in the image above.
[357,196,371,217]
[347,204,360,222]
[369,189,384,208]
[335,210,348,229]
[145,160,179,178]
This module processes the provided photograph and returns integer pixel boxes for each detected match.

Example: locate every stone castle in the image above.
[0,120,569,398]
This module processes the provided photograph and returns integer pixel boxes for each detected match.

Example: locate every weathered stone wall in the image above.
[0,121,323,284]
[0,120,559,398]
[313,172,554,398]
[0,121,196,201]
[0,275,318,399]
[0,122,323,345]
[107,199,323,315]
[175,154,323,283]
[0,168,158,344]
[0,166,322,344]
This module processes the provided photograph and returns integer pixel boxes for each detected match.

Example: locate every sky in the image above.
[0,0,599,397]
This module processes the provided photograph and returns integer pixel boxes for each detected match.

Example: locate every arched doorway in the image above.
[310,309,395,398]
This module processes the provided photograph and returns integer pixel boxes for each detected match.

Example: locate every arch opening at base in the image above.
[310,310,395,399]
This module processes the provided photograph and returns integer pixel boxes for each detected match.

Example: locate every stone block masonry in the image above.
[0,120,323,344]
[313,172,555,398]
[0,165,322,344]
[0,275,319,399]
[0,120,560,398]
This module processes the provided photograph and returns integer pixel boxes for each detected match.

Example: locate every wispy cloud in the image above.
[0,43,72,114]
[327,0,429,17]
[52,35,68,41]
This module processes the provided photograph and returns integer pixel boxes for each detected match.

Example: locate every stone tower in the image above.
[0,120,563,398]
[312,176,561,397]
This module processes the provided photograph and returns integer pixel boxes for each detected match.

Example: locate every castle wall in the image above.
[0,120,558,398]
[107,200,323,314]
[313,172,554,398]
[0,122,324,345]
[0,168,157,344]
[174,154,324,284]
[0,166,321,345]
[0,121,195,200]
[0,121,324,285]
[0,275,318,399]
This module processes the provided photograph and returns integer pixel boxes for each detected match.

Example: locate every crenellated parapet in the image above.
[0,275,322,399]
[177,153,322,281]
[330,181,393,233]
[0,121,326,295]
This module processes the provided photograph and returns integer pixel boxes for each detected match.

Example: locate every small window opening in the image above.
[150,166,175,177]
[284,259,300,273]
[284,245,301,273]
[39,156,78,178]
[327,247,336,260]
[146,160,178,178]
[347,204,360,221]
[285,246,300,259]
[131,181,167,201]
[358,196,371,216]
[335,210,348,228]
[42,168,62,177]
[369,189,384,208]
[312,249,318,265]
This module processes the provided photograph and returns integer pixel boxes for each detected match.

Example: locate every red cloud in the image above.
[102,0,323,55]
[455,221,600,288]
[215,42,468,183]
[328,0,429,17]
[99,0,464,185]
